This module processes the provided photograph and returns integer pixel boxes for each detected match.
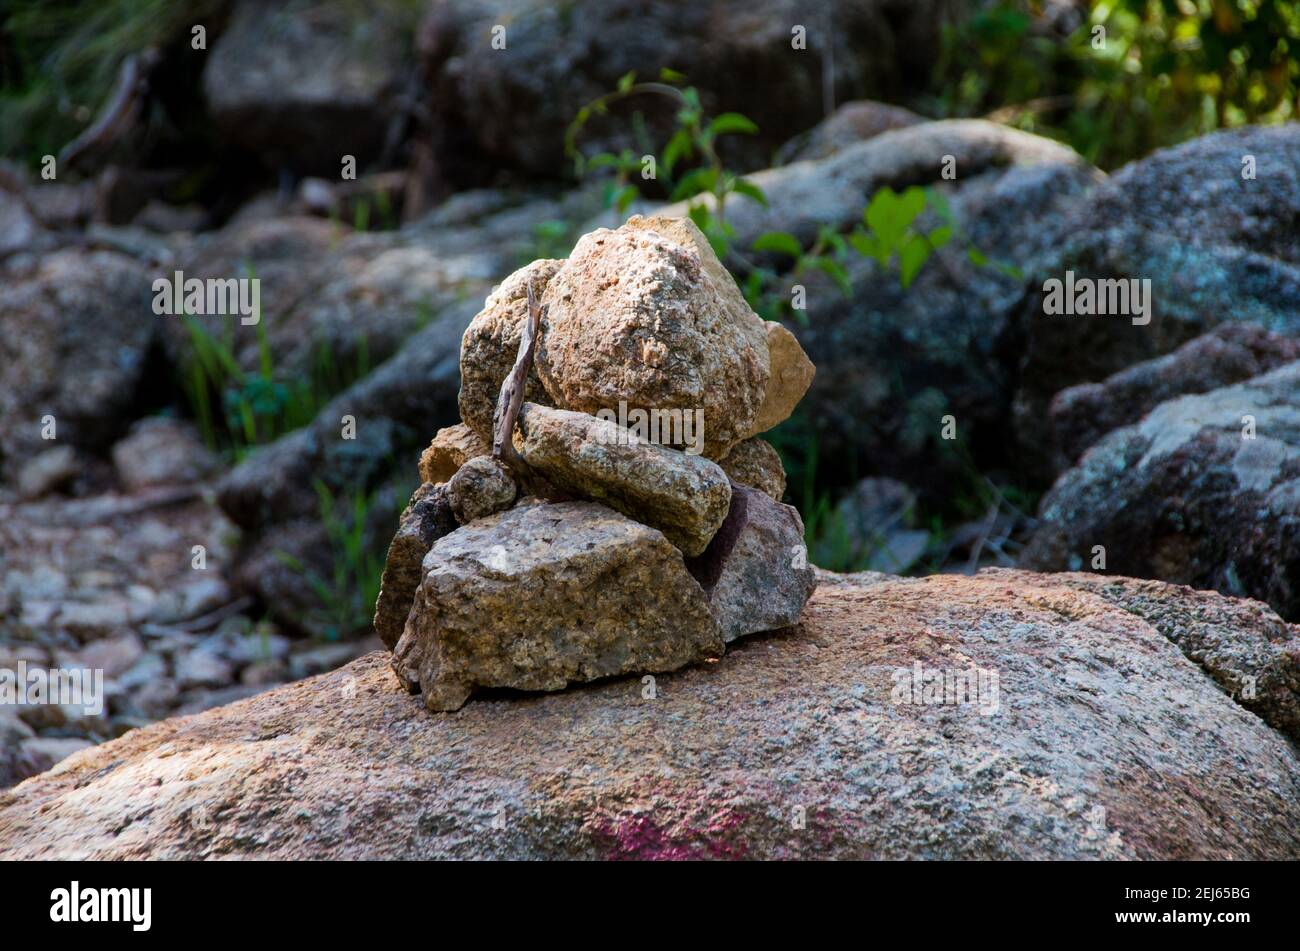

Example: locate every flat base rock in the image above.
[391,500,723,711]
[5,570,1299,860]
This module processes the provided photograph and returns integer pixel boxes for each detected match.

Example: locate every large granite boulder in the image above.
[775,99,925,163]
[1012,124,1300,476]
[1047,323,1300,472]
[1023,361,1300,621]
[4,570,1298,859]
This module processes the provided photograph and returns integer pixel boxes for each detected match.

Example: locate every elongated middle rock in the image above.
[514,403,731,556]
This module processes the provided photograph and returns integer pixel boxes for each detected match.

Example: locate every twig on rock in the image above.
[492,279,542,481]
[58,48,161,173]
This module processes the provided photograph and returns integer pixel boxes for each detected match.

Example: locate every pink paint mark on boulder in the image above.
[584,785,750,860]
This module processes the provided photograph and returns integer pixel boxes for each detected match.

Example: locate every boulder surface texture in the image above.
[5,570,1298,860]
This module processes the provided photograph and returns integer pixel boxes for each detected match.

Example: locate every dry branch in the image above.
[491,279,542,478]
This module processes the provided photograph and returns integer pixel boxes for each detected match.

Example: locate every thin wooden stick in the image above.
[491,279,542,477]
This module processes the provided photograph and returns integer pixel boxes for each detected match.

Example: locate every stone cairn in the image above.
[373,215,818,711]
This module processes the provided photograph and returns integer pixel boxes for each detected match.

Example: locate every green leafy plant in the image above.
[931,0,1300,169]
[566,69,769,258]
[274,479,400,641]
[571,74,1014,332]
[745,186,1018,327]
[179,293,371,460]
[851,187,953,289]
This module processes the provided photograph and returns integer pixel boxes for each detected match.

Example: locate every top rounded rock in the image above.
[535,218,770,459]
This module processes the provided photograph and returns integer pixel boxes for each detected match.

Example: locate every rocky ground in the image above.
[0,472,379,788]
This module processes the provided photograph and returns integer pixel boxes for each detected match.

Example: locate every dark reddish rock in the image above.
[373,482,457,650]
[695,484,816,642]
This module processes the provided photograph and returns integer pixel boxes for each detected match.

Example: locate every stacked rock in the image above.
[374,215,818,711]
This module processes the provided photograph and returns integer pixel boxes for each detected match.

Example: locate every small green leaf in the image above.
[585,151,621,170]
[848,229,887,264]
[864,187,906,250]
[813,256,852,294]
[661,130,692,174]
[617,71,637,92]
[752,231,804,258]
[708,112,759,136]
[818,226,848,256]
[671,167,717,200]
[659,67,687,83]
[897,186,927,229]
[927,225,953,249]
[967,247,990,267]
[615,184,639,214]
[731,178,768,207]
[927,188,953,223]
[899,236,931,288]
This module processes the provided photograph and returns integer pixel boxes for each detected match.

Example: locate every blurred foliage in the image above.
[0,0,230,162]
[929,0,1300,168]
[566,69,771,258]
[180,292,371,462]
[275,479,401,641]
[0,0,425,167]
